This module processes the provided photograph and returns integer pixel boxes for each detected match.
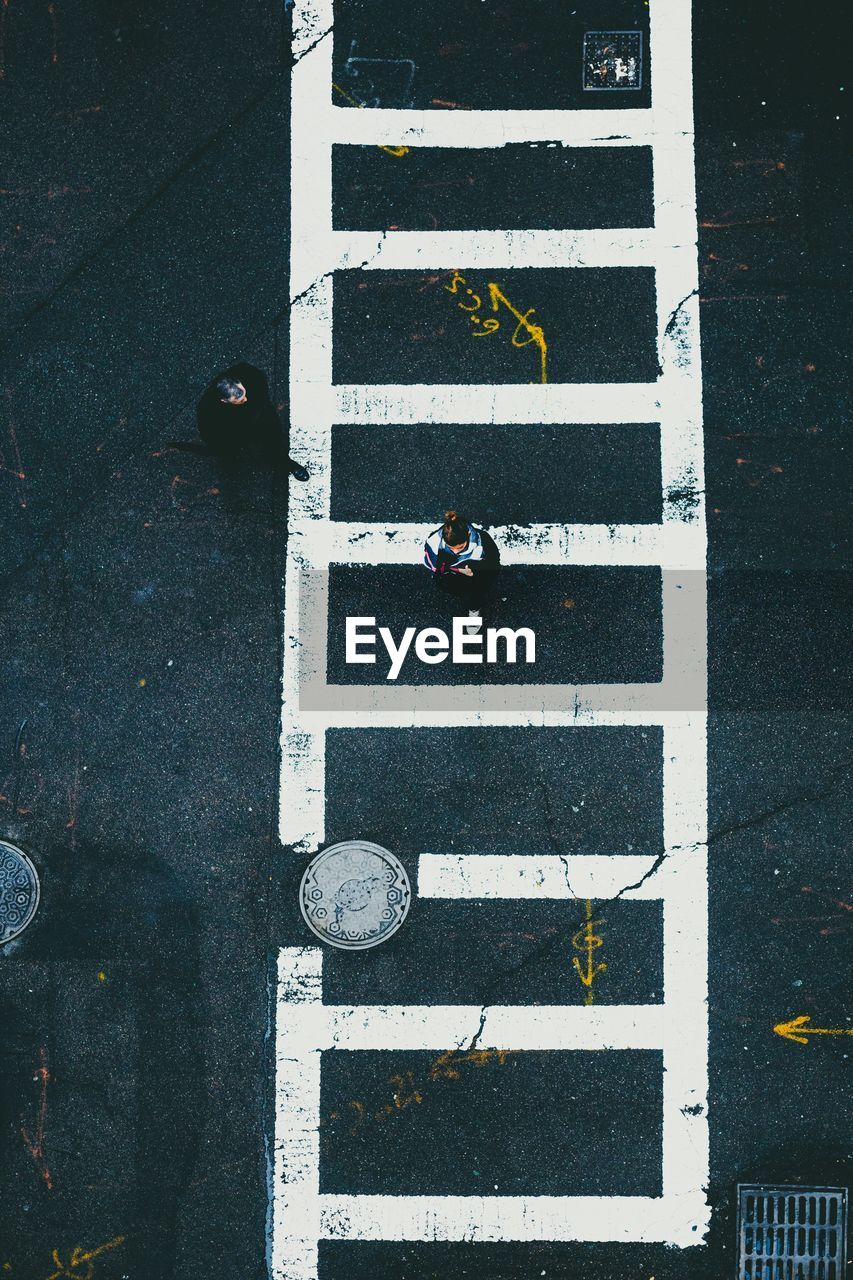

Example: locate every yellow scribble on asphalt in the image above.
[333,1048,514,1131]
[486,282,549,384]
[444,270,549,383]
[572,899,607,1005]
[332,83,409,155]
[45,1235,125,1280]
[382,1072,424,1115]
[430,1048,511,1080]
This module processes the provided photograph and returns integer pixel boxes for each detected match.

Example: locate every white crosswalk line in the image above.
[302,229,663,287]
[321,1192,708,1246]
[291,520,706,568]
[330,107,660,149]
[326,381,664,423]
[418,853,665,899]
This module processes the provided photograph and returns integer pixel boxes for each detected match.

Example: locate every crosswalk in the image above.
[275,0,708,1273]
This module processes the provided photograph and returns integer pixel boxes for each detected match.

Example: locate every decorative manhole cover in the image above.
[0,841,41,945]
[583,31,643,90]
[299,841,411,950]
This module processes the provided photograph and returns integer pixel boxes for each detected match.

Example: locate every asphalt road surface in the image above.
[1,2,850,1279]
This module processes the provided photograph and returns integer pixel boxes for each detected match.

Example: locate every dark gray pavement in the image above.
[1,2,851,1278]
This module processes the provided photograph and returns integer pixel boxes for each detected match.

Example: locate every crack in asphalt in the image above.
[557,853,576,899]
[290,26,332,67]
[466,757,851,1013]
[289,232,388,309]
[664,287,699,338]
[465,1005,489,1052]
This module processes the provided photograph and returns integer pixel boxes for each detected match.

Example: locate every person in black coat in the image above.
[423,509,500,618]
[196,362,309,480]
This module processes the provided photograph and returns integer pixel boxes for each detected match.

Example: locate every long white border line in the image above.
[643,0,709,1224]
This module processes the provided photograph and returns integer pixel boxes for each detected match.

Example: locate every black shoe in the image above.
[289,462,309,482]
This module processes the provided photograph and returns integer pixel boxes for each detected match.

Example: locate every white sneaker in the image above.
[462,611,482,633]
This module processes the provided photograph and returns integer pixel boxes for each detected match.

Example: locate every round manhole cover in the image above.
[300,841,411,950]
[0,841,41,945]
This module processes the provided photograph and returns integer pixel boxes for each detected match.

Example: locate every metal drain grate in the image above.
[582,31,643,91]
[737,1184,848,1280]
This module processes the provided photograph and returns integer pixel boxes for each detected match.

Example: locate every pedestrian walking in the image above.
[423,510,500,620]
[196,362,309,480]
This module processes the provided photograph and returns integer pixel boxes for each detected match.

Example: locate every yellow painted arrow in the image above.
[773,1015,853,1045]
[572,899,607,1006]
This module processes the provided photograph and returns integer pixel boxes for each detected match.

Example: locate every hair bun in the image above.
[444,509,459,523]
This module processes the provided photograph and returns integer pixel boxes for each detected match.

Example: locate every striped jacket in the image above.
[423,523,499,577]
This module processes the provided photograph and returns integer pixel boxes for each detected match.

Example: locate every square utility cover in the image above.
[583,31,643,90]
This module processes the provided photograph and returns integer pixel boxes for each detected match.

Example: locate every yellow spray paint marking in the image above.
[430,1048,511,1080]
[773,1014,853,1045]
[572,899,607,1006]
[486,282,548,384]
[331,1049,513,1131]
[444,270,549,383]
[45,1234,125,1280]
[331,83,409,156]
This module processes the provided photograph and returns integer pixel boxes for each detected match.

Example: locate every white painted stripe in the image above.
[418,854,664,900]
[271,949,323,1280]
[327,417,659,430]
[334,228,662,272]
[321,1192,709,1247]
[660,724,709,1209]
[331,106,659,150]
[292,521,704,568]
[287,7,335,513]
[662,720,708,857]
[329,382,662,425]
[280,0,335,857]
[647,1,710,1238]
[279,1002,665,1054]
[280,549,327,852]
[278,728,325,852]
[290,0,331,61]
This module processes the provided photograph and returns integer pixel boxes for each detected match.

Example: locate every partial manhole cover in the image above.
[0,841,41,945]
[300,841,411,950]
